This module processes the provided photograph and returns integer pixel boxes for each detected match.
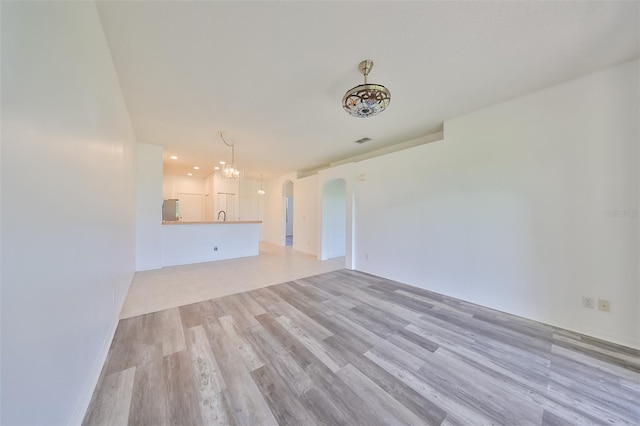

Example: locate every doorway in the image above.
[320,179,346,259]
[283,180,294,246]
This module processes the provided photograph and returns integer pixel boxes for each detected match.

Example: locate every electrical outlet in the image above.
[598,299,610,312]
[582,296,595,309]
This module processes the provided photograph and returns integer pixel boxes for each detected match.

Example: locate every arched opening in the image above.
[321,178,347,259]
[282,180,294,246]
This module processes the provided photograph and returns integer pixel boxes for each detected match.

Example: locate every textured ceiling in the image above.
[95,1,639,180]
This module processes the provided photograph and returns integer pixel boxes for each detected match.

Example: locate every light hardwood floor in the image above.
[84,270,640,425]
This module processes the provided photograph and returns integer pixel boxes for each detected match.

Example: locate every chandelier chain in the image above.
[219,132,235,165]
[218,132,242,179]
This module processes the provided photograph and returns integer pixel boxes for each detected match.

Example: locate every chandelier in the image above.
[342,60,390,118]
[218,132,242,179]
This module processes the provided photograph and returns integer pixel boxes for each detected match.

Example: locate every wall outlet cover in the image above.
[598,299,611,312]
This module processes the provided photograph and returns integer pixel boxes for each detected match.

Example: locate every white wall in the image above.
[262,172,297,245]
[204,174,215,221]
[355,60,639,349]
[213,172,240,221]
[162,174,205,199]
[261,170,353,261]
[321,179,347,259]
[318,163,356,268]
[1,2,137,424]
[262,174,321,254]
[162,174,261,222]
[162,223,260,266]
[292,175,319,255]
[136,143,163,271]
[163,174,207,221]
[284,180,294,236]
[238,178,261,221]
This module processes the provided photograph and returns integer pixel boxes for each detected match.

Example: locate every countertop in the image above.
[162,220,262,225]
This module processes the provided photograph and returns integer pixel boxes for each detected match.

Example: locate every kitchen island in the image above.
[162,221,261,267]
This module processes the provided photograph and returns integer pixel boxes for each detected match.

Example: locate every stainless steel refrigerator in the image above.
[162,199,180,221]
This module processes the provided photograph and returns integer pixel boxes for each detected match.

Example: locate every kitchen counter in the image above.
[162,220,261,225]
[161,221,261,266]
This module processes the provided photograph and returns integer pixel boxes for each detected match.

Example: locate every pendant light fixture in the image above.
[342,60,390,118]
[218,132,242,179]
[258,174,266,195]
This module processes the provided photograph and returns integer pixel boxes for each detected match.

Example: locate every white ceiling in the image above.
[95,1,639,180]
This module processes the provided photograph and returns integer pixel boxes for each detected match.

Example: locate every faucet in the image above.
[217,210,226,221]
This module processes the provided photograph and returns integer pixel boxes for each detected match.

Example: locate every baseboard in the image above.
[135,263,162,271]
[67,315,119,425]
[558,323,640,351]
[355,267,640,352]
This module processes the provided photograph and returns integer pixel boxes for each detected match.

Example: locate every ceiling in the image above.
[95,1,639,180]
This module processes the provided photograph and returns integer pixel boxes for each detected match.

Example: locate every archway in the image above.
[320,178,347,259]
[282,180,294,246]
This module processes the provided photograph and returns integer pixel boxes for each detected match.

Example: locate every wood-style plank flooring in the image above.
[84,270,640,425]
